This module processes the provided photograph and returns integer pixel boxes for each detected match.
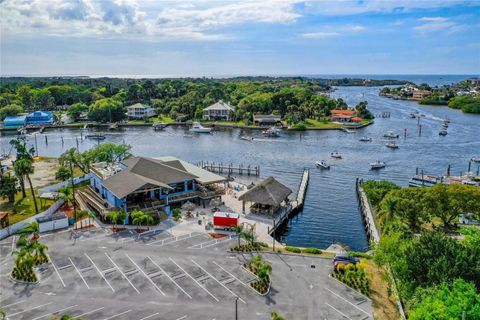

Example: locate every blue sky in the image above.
[1,0,479,76]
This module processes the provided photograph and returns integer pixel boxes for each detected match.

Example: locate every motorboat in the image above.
[471,156,480,163]
[190,122,212,133]
[439,130,448,136]
[409,113,416,118]
[86,134,106,140]
[240,136,254,141]
[330,151,342,159]
[262,127,281,137]
[341,128,355,133]
[444,117,450,123]
[385,142,399,149]
[316,160,330,169]
[409,175,440,187]
[153,122,168,130]
[108,123,118,130]
[370,161,386,169]
[359,137,372,142]
[442,122,448,128]
[383,131,399,138]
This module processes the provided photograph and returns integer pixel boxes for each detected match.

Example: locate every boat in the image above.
[85,134,106,140]
[316,160,330,169]
[439,130,448,136]
[370,161,386,169]
[385,142,399,149]
[262,127,281,137]
[330,151,342,159]
[409,113,416,118]
[108,123,118,130]
[409,175,440,187]
[359,137,372,142]
[383,131,399,138]
[471,156,480,163]
[341,128,355,133]
[152,122,168,130]
[82,124,88,130]
[444,117,450,123]
[190,122,212,133]
[442,122,448,128]
[240,136,254,141]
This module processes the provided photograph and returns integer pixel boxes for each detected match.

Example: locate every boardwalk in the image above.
[197,161,260,176]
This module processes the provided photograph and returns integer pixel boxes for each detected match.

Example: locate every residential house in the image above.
[203,100,235,121]
[252,114,282,126]
[85,156,227,223]
[330,109,357,123]
[127,103,156,119]
[412,90,432,100]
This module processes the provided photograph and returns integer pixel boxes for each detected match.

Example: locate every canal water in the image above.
[1,80,479,251]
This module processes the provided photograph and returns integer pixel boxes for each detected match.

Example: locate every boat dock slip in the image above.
[196,161,260,176]
[355,179,380,243]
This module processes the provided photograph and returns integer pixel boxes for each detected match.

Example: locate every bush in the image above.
[285,246,302,253]
[348,251,371,259]
[290,122,307,131]
[303,247,322,254]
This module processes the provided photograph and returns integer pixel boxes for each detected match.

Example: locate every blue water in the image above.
[1,75,478,251]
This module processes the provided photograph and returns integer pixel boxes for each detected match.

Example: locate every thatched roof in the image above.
[238,177,292,206]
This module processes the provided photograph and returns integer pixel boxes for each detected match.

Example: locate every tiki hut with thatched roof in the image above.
[238,177,292,215]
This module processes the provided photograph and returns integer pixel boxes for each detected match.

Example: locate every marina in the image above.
[1,83,479,251]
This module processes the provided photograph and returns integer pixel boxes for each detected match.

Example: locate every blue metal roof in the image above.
[3,115,27,124]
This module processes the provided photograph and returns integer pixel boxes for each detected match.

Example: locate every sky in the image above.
[1,0,479,77]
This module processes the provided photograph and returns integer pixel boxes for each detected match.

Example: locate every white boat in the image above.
[240,136,254,141]
[383,131,399,138]
[370,161,386,169]
[190,122,212,133]
[108,123,118,130]
[153,122,168,130]
[409,175,440,187]
[442,123,448,128]
[330,151,342,159]
[385,142,399,149]
[359,137,372,142]
[262,127,281,137]
[341,128,355,133]
[471,156,480,163]
[316,160,330,169]
[439,130,448,136]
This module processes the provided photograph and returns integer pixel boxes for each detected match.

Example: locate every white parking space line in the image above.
[191,259,246,304]
[125,254,166,296]
[8,302,53,317]
[138,312,159,320]
[146,233,201,246]
[69,257,90,289]
[104,253,140,294]
[47,253,66,288]
[325,287,372,318]
[31,304,78,320]
[175,316,187,320]
[0,300,27,308]
[73,306,105,319]
[103,309,132,320]
[212,261,250,288]
[84,253,115,292]
[11,235,15,252]
[189,235,236,249]
[169,257,219,302]
[146,256,192,299]
[325,302,354,320]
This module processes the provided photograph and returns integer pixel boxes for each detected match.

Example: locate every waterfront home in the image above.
[330,109,358,123]
[412,90,432,100]
[238,177,292,215]
[252,114,282,126]
[84,156,227,222]
[127,103,156,119]
[203,100,235,121]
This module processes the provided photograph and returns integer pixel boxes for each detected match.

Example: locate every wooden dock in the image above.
[355,178,380,243]
[196,161,260,176]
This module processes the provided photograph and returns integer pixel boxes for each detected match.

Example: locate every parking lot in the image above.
[0,228,373,320]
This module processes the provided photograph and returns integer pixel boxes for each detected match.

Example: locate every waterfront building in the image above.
[26,111,55,126]
[203,100,235,121]
[238,176,292,215]
[330,109,358,123]
[84,156,226,222]
[127,103,156,119]
[252,114,282,126]
[412,90,432,100]
[3,115,27,129]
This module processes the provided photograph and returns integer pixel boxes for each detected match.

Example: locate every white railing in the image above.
[38,173,92,197]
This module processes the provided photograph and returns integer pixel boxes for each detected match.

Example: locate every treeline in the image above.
[0,77,373,124]
[362,181,480,319]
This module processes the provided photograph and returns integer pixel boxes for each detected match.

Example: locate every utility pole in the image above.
[69,159,76,229]
[235,296,238,320]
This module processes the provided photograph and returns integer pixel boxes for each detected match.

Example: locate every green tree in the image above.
[0,103,23,120]
[106,210,127,229]
[83,143,131,163]
[55,166,71,181]
[88,98,125,122]
[131,210,154,230]
[271,311,286,320]
[0,173,18,204]
[66,102,88,120]
[13,158,38,214]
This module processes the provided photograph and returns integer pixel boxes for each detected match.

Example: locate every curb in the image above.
[240,265,271,296]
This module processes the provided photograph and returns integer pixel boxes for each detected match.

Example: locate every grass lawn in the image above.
[0,189,54,225]
[205,120,247,126]
[304,119,342,129]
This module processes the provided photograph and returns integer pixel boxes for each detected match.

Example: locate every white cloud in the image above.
[0,0,302,41]
[301,31,340,38]
[419,17,448,22]
[413,17,467,35]
[350,25,366,32]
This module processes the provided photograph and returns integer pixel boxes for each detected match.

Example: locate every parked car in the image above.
[333,253,360,267]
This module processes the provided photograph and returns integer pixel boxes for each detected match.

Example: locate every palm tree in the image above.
[0,172,18,204]
[20,221,39,239]
[131,210,153,231]
[87,211,96,228]
[106,211,127,230]
[270,311,285,320]
[0,308,6,320]
[13,158,39,214]
[232,225,244,247]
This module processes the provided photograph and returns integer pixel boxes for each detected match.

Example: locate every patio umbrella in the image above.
[182,201,195,211]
